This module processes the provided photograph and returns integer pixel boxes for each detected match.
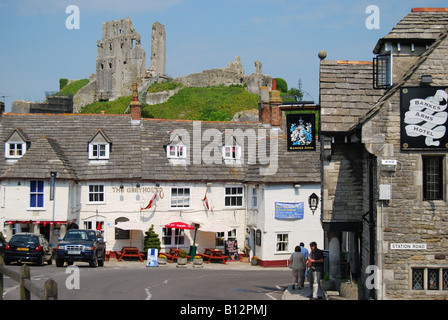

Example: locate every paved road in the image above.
[2,260,291,300]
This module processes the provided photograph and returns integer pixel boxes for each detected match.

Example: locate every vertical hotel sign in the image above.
[286,114,316,151]
[401,87,448,150]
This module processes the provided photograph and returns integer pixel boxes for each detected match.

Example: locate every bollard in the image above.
[20,264,31,300]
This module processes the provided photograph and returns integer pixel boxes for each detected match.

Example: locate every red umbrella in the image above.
[165,221,194,230]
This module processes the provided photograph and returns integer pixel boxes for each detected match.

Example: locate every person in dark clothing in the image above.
[308,241,324,299]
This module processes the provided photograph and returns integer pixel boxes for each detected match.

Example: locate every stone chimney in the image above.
[129,83,141,123]
[259,79,283,127]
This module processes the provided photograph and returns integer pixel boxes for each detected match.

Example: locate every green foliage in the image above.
[80,85,259,121]
[178,250,188,258]
[275,78,288,93]
[147,82,183,93]
[58,79,89,96]
[287,88,303,99]
[80,96,133,114]
[59,78,69,90]
[144,225,161,252]
[142,86,258,121]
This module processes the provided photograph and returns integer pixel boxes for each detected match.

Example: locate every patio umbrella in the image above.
[198,222,234,233]
[114,220,150,246]
[165,221,194,249]
[165,221,194,230]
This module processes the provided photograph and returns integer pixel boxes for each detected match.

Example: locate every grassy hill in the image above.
[80,84,259,121]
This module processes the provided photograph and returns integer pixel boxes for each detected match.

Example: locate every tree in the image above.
[144,224,161,252]
[275,78,288,93]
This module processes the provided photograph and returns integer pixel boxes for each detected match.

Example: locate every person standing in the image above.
[299,242,309,287]
[288,246,306,290]
[308,241,324,299]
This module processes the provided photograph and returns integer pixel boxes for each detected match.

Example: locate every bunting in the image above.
[202,191,209,210]
[141,192,158,210]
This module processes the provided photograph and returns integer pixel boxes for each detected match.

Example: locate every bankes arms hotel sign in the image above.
[401,87,448,150]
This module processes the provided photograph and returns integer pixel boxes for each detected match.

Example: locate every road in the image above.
[1,261,290,300]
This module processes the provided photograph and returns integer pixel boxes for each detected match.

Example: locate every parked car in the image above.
[0,233,6,259]
[56,229,106,268]
[4,233,54,266]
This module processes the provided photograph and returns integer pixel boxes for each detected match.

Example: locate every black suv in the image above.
[56,229,106,268]
[4,233,54,266]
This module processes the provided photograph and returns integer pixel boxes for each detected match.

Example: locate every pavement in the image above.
[104,258,311,300]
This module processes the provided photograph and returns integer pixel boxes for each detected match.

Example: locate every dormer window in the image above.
[167,144,186,159]
[88,129,111,161]
[373,53,392,89]
[4,128,29,160]
[222,146,241,160]
[89,143,110,160]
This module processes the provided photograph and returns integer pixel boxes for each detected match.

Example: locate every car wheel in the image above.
[37,254,45,266]
[56,258,65,267]
[89,251,98,268]
[98,250,105,267]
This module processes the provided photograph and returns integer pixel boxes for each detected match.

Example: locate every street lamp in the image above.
[308,193,319,215]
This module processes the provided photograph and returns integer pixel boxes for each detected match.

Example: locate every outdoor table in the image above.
[117,246,144,262]
[161,248,181,263]
[198,248,227,264]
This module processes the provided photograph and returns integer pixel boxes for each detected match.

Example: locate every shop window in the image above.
[224,186,243,207]
[30,180,44,209]
[115,217,130,240]
[215,229,237,248]
[423,156,444,200]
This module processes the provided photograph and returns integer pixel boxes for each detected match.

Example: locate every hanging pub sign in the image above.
[286,113,316,151]
[401,87,448,150]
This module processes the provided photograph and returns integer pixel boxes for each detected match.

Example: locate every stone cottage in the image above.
[320,8,448,299]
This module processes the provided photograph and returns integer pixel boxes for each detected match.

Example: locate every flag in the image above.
[202,191,209,210]
[141,192,157,210]
[96,221,101,231]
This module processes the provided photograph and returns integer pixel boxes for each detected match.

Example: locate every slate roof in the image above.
[319,60,384,133]
[0,113,321,184]
[374,8,448,53]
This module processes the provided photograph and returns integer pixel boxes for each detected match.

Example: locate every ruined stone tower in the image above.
[96,18,146,100]
[148,22,166,78]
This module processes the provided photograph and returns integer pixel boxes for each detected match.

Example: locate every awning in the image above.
[198,222,234,233]
[114,220,149,232]
[5,220,67,225]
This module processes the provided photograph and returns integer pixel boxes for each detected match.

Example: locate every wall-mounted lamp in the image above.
[50,172,57,201]
[421,75,433,84]
[308,193,319,215]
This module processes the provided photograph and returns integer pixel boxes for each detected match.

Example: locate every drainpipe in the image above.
[368,155,376,300]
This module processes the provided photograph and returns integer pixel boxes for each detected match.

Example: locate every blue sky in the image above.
[1,0,447,111]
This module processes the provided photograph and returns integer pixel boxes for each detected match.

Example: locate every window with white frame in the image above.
[88,184,105,203]
[89,143,110,160]
[224,186,243,207]
[251,187,258,209]
[6,143,26,158]
[222,146,241,160]
[162,227,185,246]
[170,187,191,209]
[167,145,186,159]
[412,267,448,291]
[276,233,289,253]
[30,180,44,209]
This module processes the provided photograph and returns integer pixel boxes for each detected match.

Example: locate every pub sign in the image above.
[286,113,316,151]
[401,87,448,150]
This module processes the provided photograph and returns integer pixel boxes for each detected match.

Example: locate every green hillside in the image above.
[80,84,259,121]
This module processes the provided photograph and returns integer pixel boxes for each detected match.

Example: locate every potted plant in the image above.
[251,256,259,266]
[320,272,335,291]
[177,249,188,268]
[157,254,167,266]
[193,255,203,268]
[239,245,251,263]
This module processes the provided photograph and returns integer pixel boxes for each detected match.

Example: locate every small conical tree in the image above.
[144,224,161,252]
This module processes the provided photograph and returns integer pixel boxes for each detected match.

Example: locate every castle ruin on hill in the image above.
[12,18,272,113]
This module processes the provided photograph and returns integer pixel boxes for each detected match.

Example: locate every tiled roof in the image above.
[319,60,384,133]
[374,8,448,53]
[0,113,321,184]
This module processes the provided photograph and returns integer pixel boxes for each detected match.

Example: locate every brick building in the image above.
[320,8,448,299]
